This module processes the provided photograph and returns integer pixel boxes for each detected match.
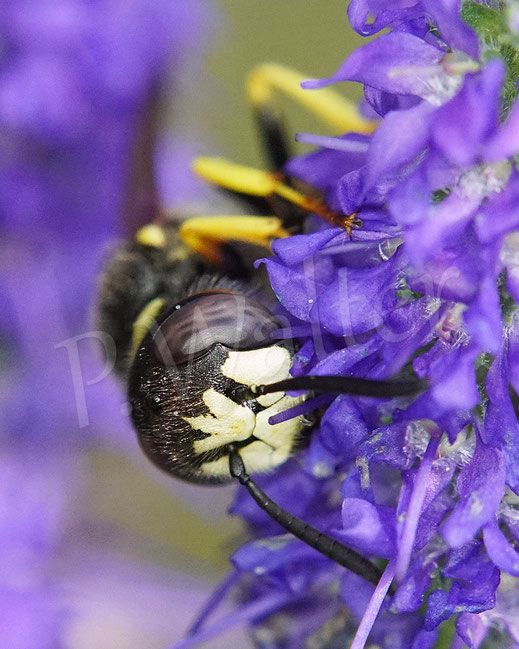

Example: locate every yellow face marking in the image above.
[135,223,166,248]
[194,347,307,480]
[251,394,305,449]
[200,438,292,481]
[187,389,256,453]
[192,156,358,234]
[236,438,292,474]
[221,347,292,407]
[198,394,304,480]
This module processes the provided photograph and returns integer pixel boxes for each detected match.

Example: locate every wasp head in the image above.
[129,291,308,484]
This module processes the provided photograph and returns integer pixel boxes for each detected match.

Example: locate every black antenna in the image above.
[237,375,428,401]
[228,448,385,587]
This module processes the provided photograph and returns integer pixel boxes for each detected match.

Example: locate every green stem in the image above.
[432,616,464,649]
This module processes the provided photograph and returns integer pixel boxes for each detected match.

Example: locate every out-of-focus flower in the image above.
[0,451,73,649]
[0,0,209,443]
[0,0,212,448]
[0,1,213,647]
[181,3,519,649]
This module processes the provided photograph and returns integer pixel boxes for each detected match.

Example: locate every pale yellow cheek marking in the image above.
[258,392,283,407]
[252,394,305,449]
[221,347,292,407]
[197,347,308,479]
[199,456,231,480]
[200,440,293,480]
[239,440,292,474]
[186,389,255,453]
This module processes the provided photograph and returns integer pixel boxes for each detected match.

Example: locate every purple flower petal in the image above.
[364,85,421,117]
[303,432,338,479]
[232,535,320,576]
[424,588,454,630]
[347,1,424,36]
[431,61,504,167]
[425,549,499,630]
[429,343,480,412]
[421,0,479,59]
[484,343,519,491]
[364,101,434,191]
[484,96,519,160]
[271,229,342,266]
[506,313,519,399]
[303,33,443,96]
[260,255,336,321]
[359,423,413,470]
[475,172,519,244]
[441,441,505,547]
[455,612,488,649]
[318,396,371,460]
[392,553,436,612]
[443,543,500,610]
[483,519,519,576]
[285,134,369,192]
[340,498,396,558]
[313,256,400,336]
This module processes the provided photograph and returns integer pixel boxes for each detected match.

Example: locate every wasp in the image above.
[97,64,426,588]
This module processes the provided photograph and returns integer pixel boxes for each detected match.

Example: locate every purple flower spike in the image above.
[210,3,519,649]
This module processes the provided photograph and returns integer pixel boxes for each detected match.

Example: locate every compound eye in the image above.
[152,292,280,366]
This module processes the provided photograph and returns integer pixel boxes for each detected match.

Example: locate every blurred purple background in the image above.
[0,2,360,646]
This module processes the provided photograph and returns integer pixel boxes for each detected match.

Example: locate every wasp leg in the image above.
[130,296,166,360]
[178,214,289,267]
[246,63,377,152]
[251,98,290,172]
[193,157,278,197]
[247,66,291,171]
[228,447,386,587]
[193,157,361,235]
